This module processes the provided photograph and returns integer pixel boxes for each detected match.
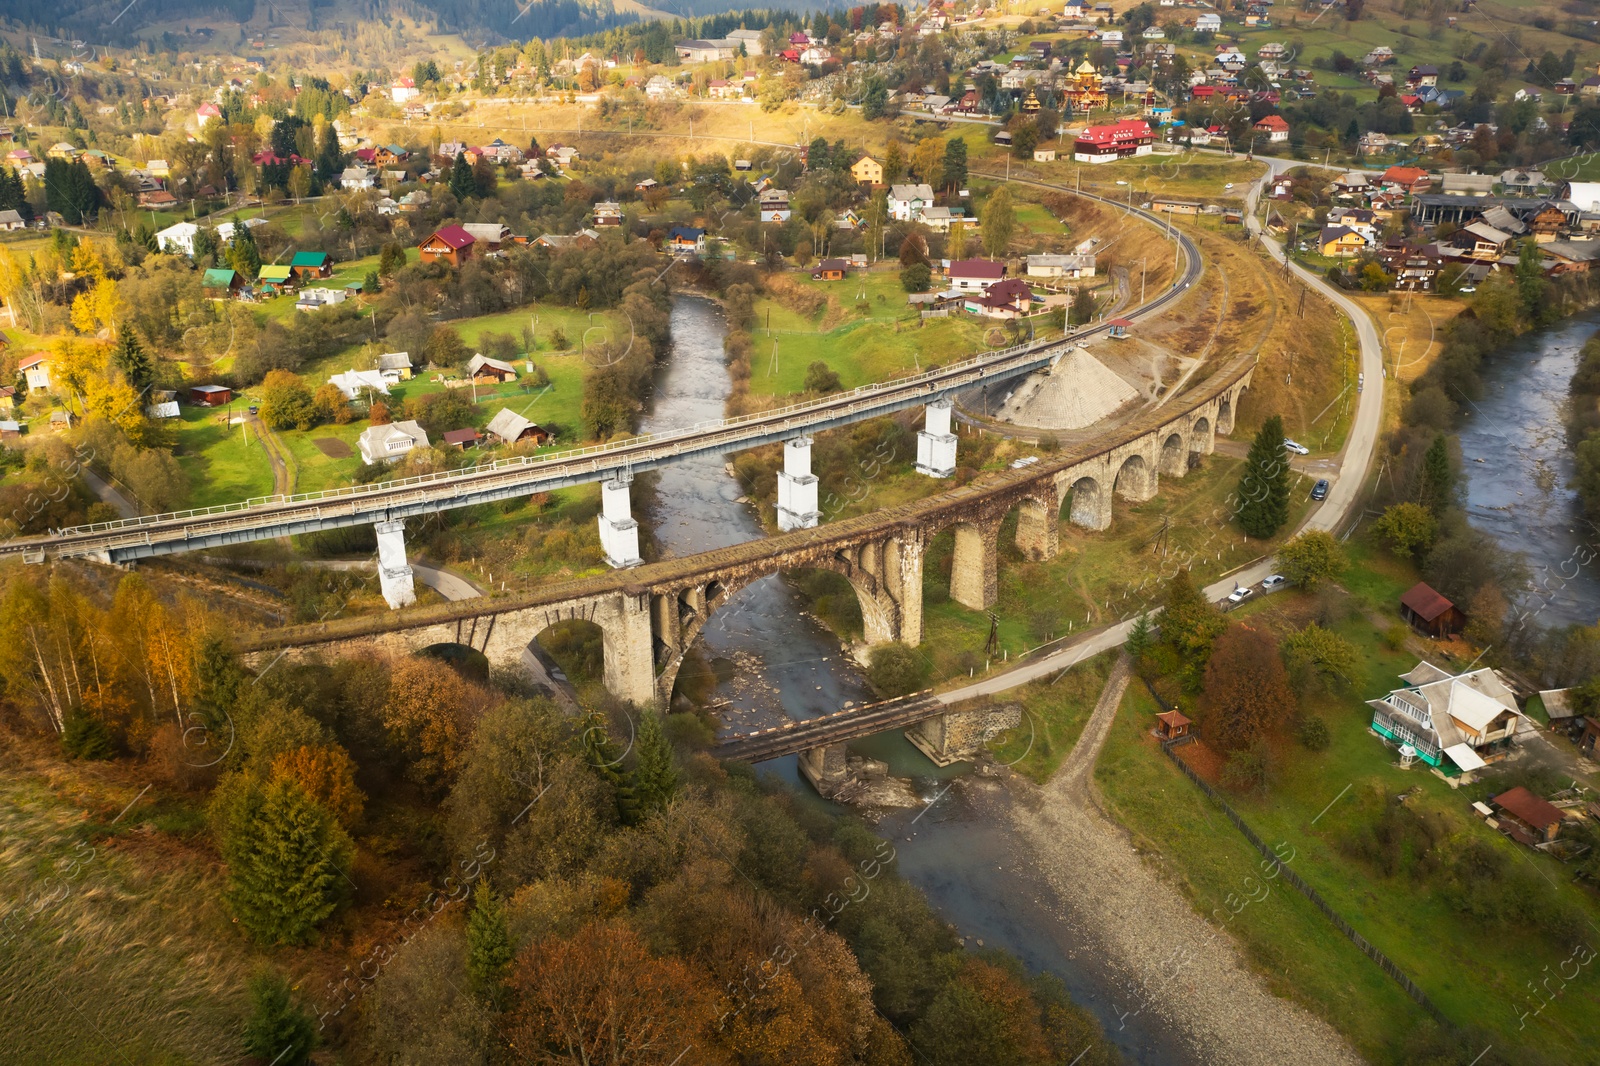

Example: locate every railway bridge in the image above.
[237,357,1252,713]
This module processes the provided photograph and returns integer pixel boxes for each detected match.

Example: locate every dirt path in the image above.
[1007,658,1366,1066]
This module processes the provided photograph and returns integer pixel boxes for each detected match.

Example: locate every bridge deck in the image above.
[713,694,946,763]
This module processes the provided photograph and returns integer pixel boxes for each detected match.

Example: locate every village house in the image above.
[593,201,623,227]
[1073,119,1154,163]
[759,189,792,222]
[888,183,936,221]
[964,277,1035,319]
[668,226,704,253]
[189,384,232,406]
[358,420,429,465]
[290,251,333,280]
[1318,225,1371,257]
[18,353,49,391]
[328,369,389,400]
[1253,115,1290,142]
[297,287,349,312]
[1399,581,1466,637]
[1368,661,1526,775]
[418,224,476,266]
[442,428,481,450]
[485,408,550,446]
[946,258,1006,293]
[812,258,850,281]
[1490,787,1565,845]
[1380,165,1432,194]
[468,354,518,384]
[850,155,884,185]
[377,352,414,382]
[1025,253,1097,282]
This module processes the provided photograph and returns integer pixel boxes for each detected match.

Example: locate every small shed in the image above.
[0,419,20,440]
[1107,318,1132,339]
[1399,582,1464,638]
[1155,709,1191,740]
[1491,786,1564,844]
[202,268,241,294]
[49,409,71,431]
[442,427,481,449]
[145,401,180,419]
[189,384,232,406]
[257,264,296,293]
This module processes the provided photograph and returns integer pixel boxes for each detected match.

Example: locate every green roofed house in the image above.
[289,250,333,279]
[202,268,241,295]
[258,264,296,293]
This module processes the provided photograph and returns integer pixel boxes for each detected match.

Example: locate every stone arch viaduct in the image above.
[237,357,1253,705]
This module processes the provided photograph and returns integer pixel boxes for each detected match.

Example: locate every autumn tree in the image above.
[911,957,1053,1066]
[1235,415,1291,538]
[1203,625,1294,753]
[381,656,486,790]
[980,184,1015,259]
[507,922,717,1063]
[1280,623,1360,692]
[1373,501,1437,561]
[257,369,316,430]
[270,743,365,828]
[215,777,355,944]
[1275,530,1347,589]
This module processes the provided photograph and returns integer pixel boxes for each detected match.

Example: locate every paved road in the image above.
[939,159,1385,704]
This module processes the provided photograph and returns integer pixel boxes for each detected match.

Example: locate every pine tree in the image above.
[450,151,474,201]
[940,136,968,191]
[579,711,639,825]
[222,779,353,945]
[1157,569,1225,690]
[1126,612,1153,666]
[632,710,678,815]
[111,325,152,391]
[466,880,513,1006]
[364,270,381,295]
[229,217,261,278]
[1419,434,1453,516]
[1235,415,1290,538]
[242,972,317,1066]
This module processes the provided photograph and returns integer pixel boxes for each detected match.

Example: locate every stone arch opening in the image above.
[1158,432,1187,477]
[535,618,606,687]
[1114,453,1156,501]
[1216,393,1235,435]
[416,642,491,684]
[1063,474,1110,530]
[1189,416,1213,457]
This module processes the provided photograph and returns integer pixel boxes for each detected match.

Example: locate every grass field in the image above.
[170,404,276,506]
[986,649,1120,782]
[1095,536,1600,1064]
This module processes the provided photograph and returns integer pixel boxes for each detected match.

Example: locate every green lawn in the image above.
[170,405,276,507]
[1095,540,1600,1064]
[749,268,1001,397]
[986,649,1119,782]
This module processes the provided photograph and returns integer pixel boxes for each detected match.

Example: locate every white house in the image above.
[1195,12,1222,31]
[19,353,48,391]
[1025,253,1097,280]
[297,287,350,312]
[216,217,268,243]
[888,183,936,221]
[339,166,376,189]
[358,420,429,465]
[391,77,419,104]
[329,369,390,399]
[155,221,199,256]
[1367,661,1527,774]
[946,258,1006,293]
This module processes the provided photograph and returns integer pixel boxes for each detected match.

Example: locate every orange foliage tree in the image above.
[1202,624,1295,752]
[507,921,719,1064]
[380,656,487,789]
[270,743,366,828]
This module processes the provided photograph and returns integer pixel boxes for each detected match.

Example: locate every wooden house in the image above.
[467,354,518,384]
[1399,581,1465,637]
[1491,787,1564,844]
[189,384,232,406]
[1155,710,1190,740]
[290,251,333,279]
[418,225,476,267]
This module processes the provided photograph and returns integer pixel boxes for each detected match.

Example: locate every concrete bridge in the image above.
[236,357,1252,714]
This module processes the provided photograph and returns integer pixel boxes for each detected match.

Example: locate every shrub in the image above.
[1297,715,1331,752]
[61,712,114,759]
[804,360,843,393]
[867,642,930,698]
[243,971,317,1066]
[900,263,932,293]
[1221,741,1271,793]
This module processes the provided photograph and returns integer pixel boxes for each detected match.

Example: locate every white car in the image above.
[1227,586,1254,604]
[1115,179,1129,185]
[1262,574,1287,589]
[1224,182,1234,190]
[1283,439,1310,455]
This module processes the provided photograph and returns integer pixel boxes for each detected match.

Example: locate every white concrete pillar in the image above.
[598,473,642,568]
[374,519,416,609]
[915,398,957,478]
[776,436,821,531]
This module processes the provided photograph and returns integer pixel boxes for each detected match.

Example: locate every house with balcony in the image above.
[1367,661,1527,775]
[358,420,429,465]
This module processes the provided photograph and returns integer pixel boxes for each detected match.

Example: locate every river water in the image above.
[1457,307,1600,628]
[642,295,1193,1065]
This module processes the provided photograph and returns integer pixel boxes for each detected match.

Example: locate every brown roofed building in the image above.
[418,224,476,266]
[1491,786,1564,844]
[1399,581,1465,637]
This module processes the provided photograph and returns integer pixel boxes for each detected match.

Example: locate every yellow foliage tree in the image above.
[84,376,149,443]
[69,240,106,282]
[270,744,366,828]
[70,277,120,336]
[51,337,106,404]
[381,656,486,788]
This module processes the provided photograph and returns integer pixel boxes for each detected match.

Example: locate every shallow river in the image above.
[1457,307,1600,628]
[642,295,1194,1065]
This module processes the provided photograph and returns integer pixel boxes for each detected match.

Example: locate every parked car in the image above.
[1283,438,1310,455]
[1357,372,1364,393]
[1311,478,1330,500]
[1227,586,1254,604]
[1262,574,1287,589]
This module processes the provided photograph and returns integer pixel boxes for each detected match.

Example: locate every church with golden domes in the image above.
[1061,59,1109,113]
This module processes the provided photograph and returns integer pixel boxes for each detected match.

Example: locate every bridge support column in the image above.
[776,436,821,531]
[798,742,851,798]
[905,702,1023,767]
[950,520,999,611]
[598,473,642,569]
[915,398,957,478]
[1014,496,1059,561]
[601,592,657,707]
[374,519,416,609]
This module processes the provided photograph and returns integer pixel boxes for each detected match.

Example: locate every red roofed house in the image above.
[1382,165,1432,194]
[1253,114,1289,142]
[18,352,49,391]
[1491,786,1564,844]
[1073,119,1154,163]
[196,102,221,127]
[964,277,1035,319]
[946,258,1006,293]
[1399,581,1465,638]
[418,224,476,267]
